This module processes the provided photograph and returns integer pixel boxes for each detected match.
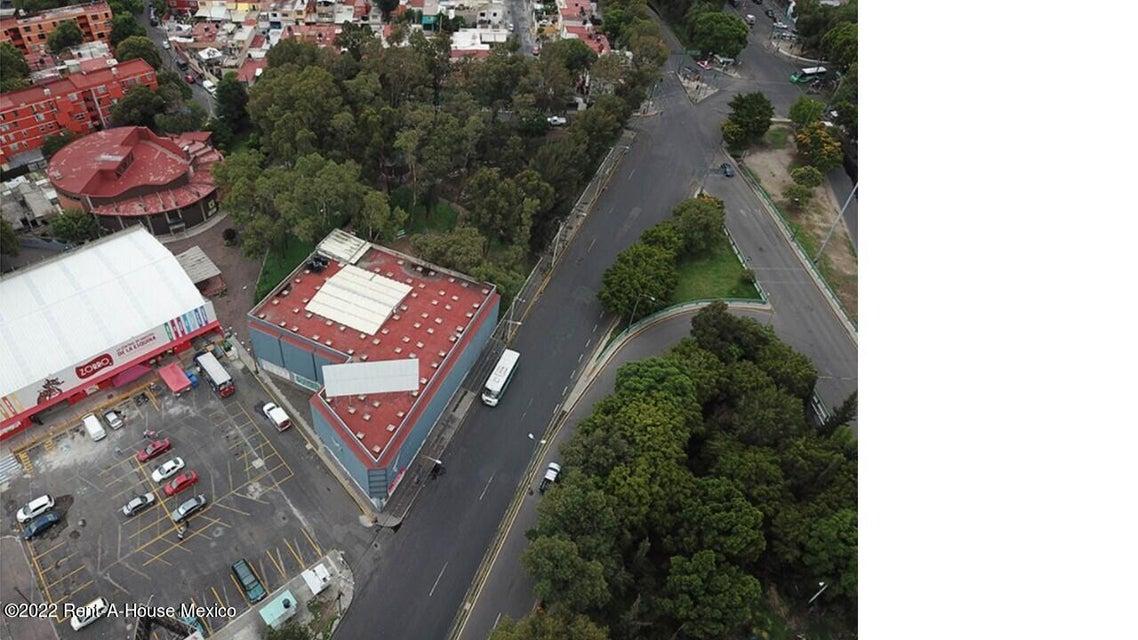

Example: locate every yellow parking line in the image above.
[212,502,251,517]
[284,538,304,568]
[302,528,322,556]
[229,573,249,603]
[135,459,176,523]
[24,539,56,602]
[53,579,93,606]
[32,539,69,561]
[266,548,286,579]
[199,612,215,636]
[211,585,228,609]
[44,565,85,590]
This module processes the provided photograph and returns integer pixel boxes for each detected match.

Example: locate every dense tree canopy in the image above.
[1,43,30,92]
[109,14,145,46]
[723,92,774,153]
[50,208,101,244]
[47,20,83,53]
[688,10,749,59]
[795,122,844,172]
[514,301,853,638]
[115,36,163,70]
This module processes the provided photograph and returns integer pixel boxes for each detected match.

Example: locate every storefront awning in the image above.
[158,363,192,393]
[112,363,152,388]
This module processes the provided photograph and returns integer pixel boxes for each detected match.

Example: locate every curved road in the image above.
[456,304,773,639]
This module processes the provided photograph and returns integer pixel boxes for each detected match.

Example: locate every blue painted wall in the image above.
[309,403,372,503]
[281,339,317,381]
[249,327,284,368]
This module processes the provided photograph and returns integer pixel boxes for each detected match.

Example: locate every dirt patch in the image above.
[743,124,858,320]
[165,218,264,345]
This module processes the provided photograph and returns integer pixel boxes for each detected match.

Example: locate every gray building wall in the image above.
[309,401,372,502]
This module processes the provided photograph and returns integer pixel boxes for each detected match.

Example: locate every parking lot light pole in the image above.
[814,181,857,264]
[808,581,828,605]
[628,294,657,330]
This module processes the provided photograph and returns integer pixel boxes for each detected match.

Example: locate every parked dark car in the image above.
[721,162,735,177]
[232,558,268,603]
[23,510,61,539]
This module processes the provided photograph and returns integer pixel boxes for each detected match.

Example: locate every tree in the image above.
[820,22,857,71]
[725,92,774,149]
[1,219,19,258]
[377,0,399,18]
[820,391,857,435]
[48,20,83,53]
[794,121,843,172]
[410,227,486,273]
[640,220,684,256]
[597,242,677,321]
[801,508,857,599]
[110,85,166,128]
[109,14,145,46]
[41,131,77,160]
[463,167,534,245]
[671,196,724,256]
[656,550,762,640]
[351,191,406,243]
[668,477,766,565]
[216,72,249,131]
[783,184,813,211]
[789,95,826,128]
[489,609,608,640]
[541,38,598,74]
[154,102,207,134]
[263,623,313,640]
[1,42,30,92]
[721,119,748,155]
[791,166,825,188]
[523,535,610,611]
[50,208,102,244]
[115,36,163,70]
[336,22,374,60]
[247,65,343,160]
[688,11,748,58]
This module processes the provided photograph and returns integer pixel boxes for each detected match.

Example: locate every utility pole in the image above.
[808,581,829,605]
[814,181,857,264]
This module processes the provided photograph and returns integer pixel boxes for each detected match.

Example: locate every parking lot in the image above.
[2,349,367,639]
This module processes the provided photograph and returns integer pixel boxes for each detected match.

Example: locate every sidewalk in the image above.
[208,550,354,640]
[0,537,58,640]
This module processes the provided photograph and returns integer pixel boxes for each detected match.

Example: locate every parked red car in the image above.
[164,470,199,497]
[136,438,172,462]
[185,74,195,84]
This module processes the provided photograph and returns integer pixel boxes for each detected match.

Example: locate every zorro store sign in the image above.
[75,354,114,379]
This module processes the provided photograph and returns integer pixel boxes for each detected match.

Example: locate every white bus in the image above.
[790,66,828,84]
[195,351,235,398]
[481,349,520,407]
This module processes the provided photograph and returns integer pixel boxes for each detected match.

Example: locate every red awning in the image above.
[111,363,152,387]
[158,363,191,393]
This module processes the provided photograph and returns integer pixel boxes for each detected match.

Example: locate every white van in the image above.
[202,79,217,95]
[81,414,106,441]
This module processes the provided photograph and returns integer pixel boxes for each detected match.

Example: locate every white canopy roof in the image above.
[304,264,411,335]
[0,227,207,397]
[321,359,419,397]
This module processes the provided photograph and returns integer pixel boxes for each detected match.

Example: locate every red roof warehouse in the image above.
[46,126,223,236]
[248,230,500,507]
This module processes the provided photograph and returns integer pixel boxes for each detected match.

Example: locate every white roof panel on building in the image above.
[0,227,207,397]
[175,245,221,284]
[304,264,411,335]
[321,359,419,397]
[317,229,370,264]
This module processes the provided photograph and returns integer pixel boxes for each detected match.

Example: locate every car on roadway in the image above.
[70,597,109,631]
[532,44,541,56]
[22,510,61,539]
[171,494,207,523]
[164,470,199,497]
[162,40,171,50]
[151,457,185,482]
[261,402,292,431]
[764,8,776,19]
[539,462,561,493]
[773,20,789,30]
[16,494,55,523]
[547,115,567,126]
[721,162,735,177]
[185,73,195,84]
[103,409,124,430]
[136,437,172,462]
[122,492,156,517]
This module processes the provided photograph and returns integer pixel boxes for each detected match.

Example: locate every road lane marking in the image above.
[479,474,495,501]
[429,562,449,597]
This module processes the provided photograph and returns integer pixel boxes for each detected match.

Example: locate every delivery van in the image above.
[81,414,107,441]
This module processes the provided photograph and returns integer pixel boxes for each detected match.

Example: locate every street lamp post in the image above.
[628,294,657,329]
[813,181,857,264]
[808,581,828,605]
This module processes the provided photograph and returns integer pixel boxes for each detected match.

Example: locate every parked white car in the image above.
[546,115,567,126]
[103,409,124,430]
[151,457,185,483]
[261,402,292,431]
[70,597,109,631]
[16,494,55,523]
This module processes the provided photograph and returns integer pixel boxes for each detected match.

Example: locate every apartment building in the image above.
[0,1,112,57]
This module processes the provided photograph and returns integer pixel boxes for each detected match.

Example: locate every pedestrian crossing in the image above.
[0,451,23,485]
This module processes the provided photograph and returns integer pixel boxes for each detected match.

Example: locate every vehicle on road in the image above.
[231,558,268,603]
[546,115,567,126]
[70,597,109,631]
[171,494,207,523]
[16,494,55,523]
[122,493,156,517]
[539,462,561,493]
[136,437,172,462]
[151,457,185,482]
[773,20,789,30]
[791,66,827,84]
[721,162,735,177]
[261,402,292,431]
[201,79,217,95]
[103,409,124,430]
[22,510,61,539]
[764,8,776,19]
[482,348,520,406]
[531,44,541,56]
[164,470,199,497]
[81,413,106,441]
[195,351,233,397]
[185,73,195,84]
[745,13,756,26]
[176,58,188,70]
[162,40,170,49]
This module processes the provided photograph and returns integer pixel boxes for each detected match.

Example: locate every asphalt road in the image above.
[138,13,215,117]
[457,306,774,639]
[334,15,856,640]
